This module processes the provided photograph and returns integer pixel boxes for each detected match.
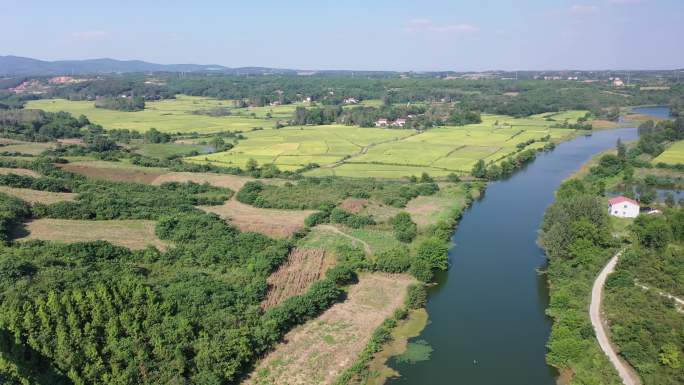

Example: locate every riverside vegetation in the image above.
[540,118,684,385]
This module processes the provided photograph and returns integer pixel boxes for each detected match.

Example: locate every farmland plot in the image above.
[245,273,415,385]
[20,219,167,250]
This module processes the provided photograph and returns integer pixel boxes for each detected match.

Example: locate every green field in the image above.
[188,113,575,176]
[652,140,684,165]
[26,95,290,133]
[187,124,414,171]
[307,114,574,177]
[129,142,212,158]
[26,95,581,177]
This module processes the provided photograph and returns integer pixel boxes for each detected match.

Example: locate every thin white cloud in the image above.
[403,19,478,34]
[71,30,109,39]
[608,0,642,4]
[570,4,600,14]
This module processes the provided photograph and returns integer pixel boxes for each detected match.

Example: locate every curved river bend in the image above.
[389,128,639,385]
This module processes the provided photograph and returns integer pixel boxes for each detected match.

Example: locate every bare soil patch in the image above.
[591,120,620,129]
[245,273,415,385]
[152,172,256,191]
[57,138,85,145]
[0,186,76,204]
[405,197,441,227]
[0,138,24,145]
[58,162,165,184]
[200,199,315,238]
[338,198,368,214]
[261,248,334,309]
[0,167,39,177]
[20,219,167,250]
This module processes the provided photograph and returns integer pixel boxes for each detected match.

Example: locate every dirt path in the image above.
[316,224,372,255]
[590,251,642,385]
[635,282,684,313]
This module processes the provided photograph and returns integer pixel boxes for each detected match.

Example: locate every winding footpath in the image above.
[316,224,372,255]
[589,251,642,385]
[635,282,684,313]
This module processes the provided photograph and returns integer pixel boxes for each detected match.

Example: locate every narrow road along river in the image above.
[388,128,639,385]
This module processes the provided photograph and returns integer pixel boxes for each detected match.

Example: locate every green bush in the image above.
[405,284,427,309]
[375,247,411,273]
[390,212,417,243]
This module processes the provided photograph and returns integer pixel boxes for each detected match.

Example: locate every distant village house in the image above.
[392,118,407,127]
[375,118,407,128]
[375,118,389,127]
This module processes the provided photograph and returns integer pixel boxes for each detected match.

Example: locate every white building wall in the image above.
[608,202,640,218]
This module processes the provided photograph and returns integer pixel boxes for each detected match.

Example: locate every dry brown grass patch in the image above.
[152,172,255,191]
[0,167,39,177]
[261,248,334,309]
[20,219,167,250]
[338,198,368,214]
[200,199,315,238]
[245,273,415,385]
[0,138,24,145]
[591,120,620,129]
[57,138,85,145]
[0,186,76,204]
[58,162,165,184]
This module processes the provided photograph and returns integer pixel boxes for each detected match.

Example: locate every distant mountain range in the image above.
[0,55,298,76]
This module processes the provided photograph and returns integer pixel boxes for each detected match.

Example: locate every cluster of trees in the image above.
[94,96,145,111]
[0,109,90,141]
[304,204,375,229]
[47,76,173,101]
[471,148,544,180]
[637,118,684,161]
[291,104,429,128]
[236,177,438,210]
[447,109,482,125]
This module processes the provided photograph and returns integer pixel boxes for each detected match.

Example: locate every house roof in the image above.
[608,196,639,206]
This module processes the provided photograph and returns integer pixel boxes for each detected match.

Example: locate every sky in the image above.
[1,0,682,71]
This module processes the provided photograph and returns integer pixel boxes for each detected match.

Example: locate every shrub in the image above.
[405,284,428,309]
[415,237,449,270]
[390,212,417,243]
[375,247,411,273]
[325,265,357,285]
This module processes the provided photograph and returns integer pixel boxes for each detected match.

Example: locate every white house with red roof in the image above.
[608,196,640,218]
